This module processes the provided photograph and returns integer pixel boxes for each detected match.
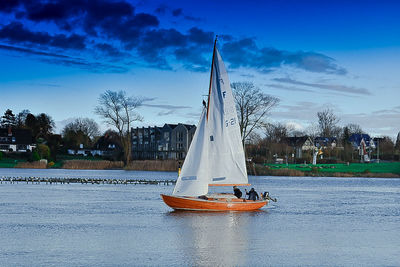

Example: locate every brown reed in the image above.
[125,160,179,172]
[15,161,47,169]
[62,160,124,170]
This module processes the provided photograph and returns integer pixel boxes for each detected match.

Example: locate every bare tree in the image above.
[317,108,340,137]
[345,123,363,135]
[94,90,143,165]
[232,82,280,145]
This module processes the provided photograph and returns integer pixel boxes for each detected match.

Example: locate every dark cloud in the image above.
[172,8,183,17]
[273,77,371,95]
[137,28,187,68]
[222,38,347,75]
[266,83,314,93]
[85,0,134,21]
[0,44,128,73]
[41,57,129,73]
[51,33,85,50]
[0,22,51,45]
[100,13,159,49]
[174,47,208,71]
[95,43,126,57]
[27,1,77,22]
[0,0,20,13]
[0,22,86,50]
[0,43,71,58]
[143,103,191,117]
[0,0,346,75]
[183,15,202,22]
[82,0,136,37]
[188,27,213,45]
[155,5,167,15]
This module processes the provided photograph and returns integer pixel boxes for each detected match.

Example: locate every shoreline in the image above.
[1,166,399,179]
[1,159,400,178]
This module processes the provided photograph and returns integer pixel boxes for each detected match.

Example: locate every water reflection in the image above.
[167,210,266,266]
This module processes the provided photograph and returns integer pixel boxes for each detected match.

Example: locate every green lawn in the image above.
[264,162,400,174]
[0,158,24,168]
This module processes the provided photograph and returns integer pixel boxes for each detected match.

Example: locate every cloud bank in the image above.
[0,0,346,75]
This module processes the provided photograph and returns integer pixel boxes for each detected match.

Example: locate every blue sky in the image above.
[0,0,399,138]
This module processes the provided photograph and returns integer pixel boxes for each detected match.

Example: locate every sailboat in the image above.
[161,37,268,211]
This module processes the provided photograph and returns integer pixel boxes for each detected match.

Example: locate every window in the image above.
[0,144,9,150]
[177,132,184,142]
[0,137,10,142]
[164,132,170,141]
[17,144,27,150]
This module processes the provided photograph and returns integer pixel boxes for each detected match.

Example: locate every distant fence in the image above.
[0,176,176,185]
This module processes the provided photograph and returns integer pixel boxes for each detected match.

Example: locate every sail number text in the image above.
[225,118,236,127]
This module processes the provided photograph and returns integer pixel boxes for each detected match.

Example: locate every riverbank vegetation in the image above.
[1,153,399,178]
[125,160,179,172]
[247,162,400,178]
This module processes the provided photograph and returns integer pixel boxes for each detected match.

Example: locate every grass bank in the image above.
[249,162,400,178]
[1,156,400,178]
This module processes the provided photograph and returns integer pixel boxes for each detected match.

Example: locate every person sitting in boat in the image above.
[233,186,242,198]
[245,188,259,201]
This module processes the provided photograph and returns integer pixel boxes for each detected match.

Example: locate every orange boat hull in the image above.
[161,194,267,211]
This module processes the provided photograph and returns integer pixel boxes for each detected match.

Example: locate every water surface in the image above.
[0,169,399,266]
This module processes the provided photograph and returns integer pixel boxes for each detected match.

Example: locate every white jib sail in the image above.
[207,47,248,185]
[173,108,209,196]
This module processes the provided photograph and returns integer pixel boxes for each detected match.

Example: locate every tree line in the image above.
[0,90,143,165]
[2,82,400,165]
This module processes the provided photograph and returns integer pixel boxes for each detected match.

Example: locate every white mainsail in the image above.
[207,47,248,186]
[172,42,248,196]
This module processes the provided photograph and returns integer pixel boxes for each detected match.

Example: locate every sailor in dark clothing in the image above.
[233,186,242,198]
[245,188,259,201]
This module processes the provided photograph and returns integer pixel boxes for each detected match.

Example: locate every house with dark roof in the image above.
[131,123,196,160]
[314,137,337,149]
[285,136,314,158]
[349,134,374,149]
[67,132,121,157]
[0,128,35,153]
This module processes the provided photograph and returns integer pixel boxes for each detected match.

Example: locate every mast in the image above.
[206,35,218,120]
